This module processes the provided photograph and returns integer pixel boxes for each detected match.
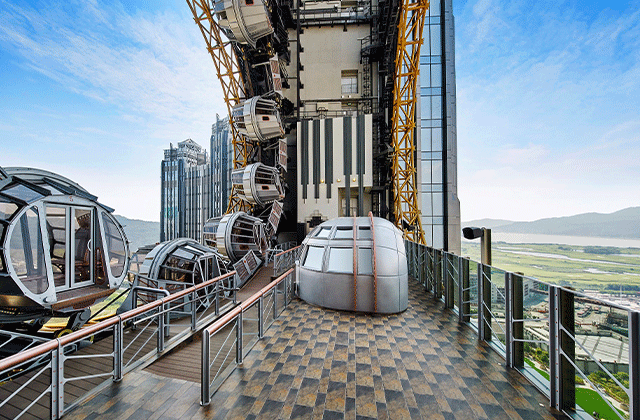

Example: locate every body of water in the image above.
[474,232,640,249]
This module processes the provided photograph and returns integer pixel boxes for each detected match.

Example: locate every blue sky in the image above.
[1,0,638,223]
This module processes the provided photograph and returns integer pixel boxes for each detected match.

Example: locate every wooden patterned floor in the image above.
[65,279,566,419]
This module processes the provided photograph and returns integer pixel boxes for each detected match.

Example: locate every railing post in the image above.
[505,272,511,367]
[259,295,264,339]
[460,257,470,323]
[191,290,197,331]
[434,250,442,300]
[481,263,492,341]
[273,287,278,319]
[51,341,63,419]
[201,330,210,406]
[477,263,483,339]
[237,312,243,365]
[420,244,424,287]
[425,248,432,292]
[549,286,575,412]
[215,281,220,316]
[445,253,454,309]
[284,275,289,307]
[233,275,238,304]
[157,305,165,352]
[629,311,640,419]
[114,319,123,382]
[512,273,524,368]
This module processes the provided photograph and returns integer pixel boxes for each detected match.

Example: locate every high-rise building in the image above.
[210,116,233,218]
[160,139,211,242]
[418,0,460,252]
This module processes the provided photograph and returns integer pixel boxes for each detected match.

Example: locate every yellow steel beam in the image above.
[391,0,429,244]
[186,0,250,213]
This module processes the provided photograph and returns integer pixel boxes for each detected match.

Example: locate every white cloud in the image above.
[455,1,640,221]
[0,0,226,221]
[496,143,548,165]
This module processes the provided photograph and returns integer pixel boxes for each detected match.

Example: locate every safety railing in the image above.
[0,271,236,420]
[265,241,297,264]
[273,245,302,278]
[405,239,640,420]
[201,268,295,405]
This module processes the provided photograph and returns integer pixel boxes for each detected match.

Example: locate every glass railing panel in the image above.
[519,276,551,397]
[447,252,460,311]
[570,293,630,420]
[486,266,507,355]
[468,262,479,332]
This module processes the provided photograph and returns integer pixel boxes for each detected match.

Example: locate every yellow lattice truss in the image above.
[391,0,429,244]
[186,0,250,213]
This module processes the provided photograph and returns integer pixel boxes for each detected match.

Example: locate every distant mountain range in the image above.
[465,207,640,239]
[112,206,640,250]
[114,215,160,253]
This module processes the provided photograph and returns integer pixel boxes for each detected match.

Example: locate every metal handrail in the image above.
[273,245,302,277]
[202,268,295,405]
[404,238,639,419]
[0,270,237,419]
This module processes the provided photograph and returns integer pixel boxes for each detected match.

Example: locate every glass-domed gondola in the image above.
[0,167,129,331]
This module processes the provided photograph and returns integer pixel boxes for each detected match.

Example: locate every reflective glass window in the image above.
[333,227,353,240]
[432,129,442,151]
[357,226,372,240]
[0,197,20,221]
[431,64,442,88]
[429,0,440,15]
[46,206,67,288]
[432,193,443,217]
[357,248,373,275]
[422,195,433,215]
[421,161,431,184]
[431,96,442,119]
[94,217,107,285]
[430,25,441,55]
[432,160,442,184]
[327,247,353,273]
[74,208,92,285]
[10,206,49,294]
[315,227,332,238]
[102,213,126,277]
[341,70,358,94]
[420,95,431,119]
[3,183,43,203]
[303,246,324,271]
[433,225,444,249]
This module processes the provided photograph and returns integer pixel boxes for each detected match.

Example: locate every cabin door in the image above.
[46,205,95,291]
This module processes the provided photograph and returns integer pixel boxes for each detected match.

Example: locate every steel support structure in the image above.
[186,0,250,213]
[391,0,428,245]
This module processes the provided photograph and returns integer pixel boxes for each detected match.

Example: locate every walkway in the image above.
[65,280,565,419]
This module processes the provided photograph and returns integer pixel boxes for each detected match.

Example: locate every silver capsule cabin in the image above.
[232,97,285,142]
[297,216,408,314]
[213,0,274,48]
[231,163,284,207]
[0,167,129,326]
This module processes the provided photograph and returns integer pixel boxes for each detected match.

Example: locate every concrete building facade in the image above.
[283,0,459,251]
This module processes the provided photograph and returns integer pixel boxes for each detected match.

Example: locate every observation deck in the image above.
[60,276,560,420]
[8,237,636,419]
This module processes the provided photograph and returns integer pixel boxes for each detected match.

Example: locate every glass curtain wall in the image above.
[419,0,445,249]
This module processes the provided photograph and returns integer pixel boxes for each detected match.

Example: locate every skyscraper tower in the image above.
[160,139,211,242]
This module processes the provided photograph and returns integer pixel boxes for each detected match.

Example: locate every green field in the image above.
[461,241,640,291]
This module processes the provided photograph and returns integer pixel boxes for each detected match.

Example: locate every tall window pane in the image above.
[10,206,48,294]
